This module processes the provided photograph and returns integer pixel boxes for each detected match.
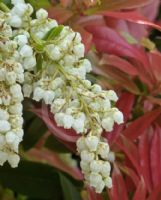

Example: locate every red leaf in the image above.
[86,25,148,66]
[105,92,135,144]
[147,185,161,200]
[150,125,161,188]
[28,148,83,180]
[100,54,138,76]
[100,11,161,32]
[123,108,161,141]
[118,165,140,187]
[87,187,104,200]
[110,165,128,200]
[132,179,146,200]
[139,130,153,193]
[116,135,141,174]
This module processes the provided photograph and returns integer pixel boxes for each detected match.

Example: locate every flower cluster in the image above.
[0,0,124,193]
[77,136,112,193]
[0,11,24,168]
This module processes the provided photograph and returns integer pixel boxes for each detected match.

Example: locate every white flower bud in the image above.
[107,152,115,162]
[0,151,8,166]
[95,180,105,193]
[101,117,114,132]
[23,84,33,98]
[113,110,124,125]
[11,0,25,5]
[19,45,33,58]
[85,136,99,152]
[92,84,102,93]
[72,118,85,134]
[8,154,20,168]
[89,172,102,188]
[5,131,16,144]
[80,150,94,163]
[15,34,28,46]
[50,77,64,90]
[46,45,61,61]
[8,15,22,28]
[51,98,66,113]
[97,142,110,160]
[90,160,102,173]
[0,120,11,132]
[54,113,65,127]
[62,114,74,129]
[82,59,92,73]
[101,161,111,177]
[23,56,36,70]
[106,90,118,102]
[73,44,85,58]
[43,90,55,104]
[80,161,90,173]
[33,87,45,101]
[0,109,9,120]
[5,71,17,85]
[36,8,48,19]
[104,177,112,188]
[9,103,23,115]
[76,137,87,152]
[0,68,6,81]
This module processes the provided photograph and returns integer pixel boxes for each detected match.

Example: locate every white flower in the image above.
[101,161,111,177]
[15,34,28,47]
[92,84,102,93]
[90,160,102,173]
[85,136,99,152]
[50,77,64,90]
[23,56,36,70]
[106,90,118,102]
[11,3,28,16]
[80,150,94,163]
[72,118,85,134]
[64,55,76,66]
[107,151,115,162]
[10,116,23,128]
[5,131,16,144]
[95,180,105,193]
[82,59,92,73]
[9,103,23,115]
[10,84,22,97]
[23,84,33,98]
[89,172,102,188]
[97,142,110,160]
[101,117,114,132]
[8,153,20,168]
[51,98,66,113]
[113,110,124,125]
[104,177,112,188]
[46,45,61,61]
[0,68,6,81]
[19,45,33,58]
[73,44,85,58]
[43,90,55,105]
[0,120,11,132]
[0,109,9,120]
[33,87,45,101]
[8,15,22,28]
[62,114,74,129]
[5,71,17,85]
[36,8,48,19]
[0,151,8,166]
[76,137,87,152]
[54,113,65,127]
[80,161,90,173]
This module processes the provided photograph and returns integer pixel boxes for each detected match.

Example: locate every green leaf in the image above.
[0,161,62,199]
[45,135,69,153]
[36,54,43,71]
[43,25,64,41]
[23,112,47,150]
[59,174,82,200]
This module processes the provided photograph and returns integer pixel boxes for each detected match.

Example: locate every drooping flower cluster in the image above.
[0,0,124,193]
[0,11,24,167]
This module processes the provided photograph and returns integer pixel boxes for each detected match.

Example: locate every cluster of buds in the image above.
[0,11,24,167]
[0,0,124,193]
[77,136,112,193]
